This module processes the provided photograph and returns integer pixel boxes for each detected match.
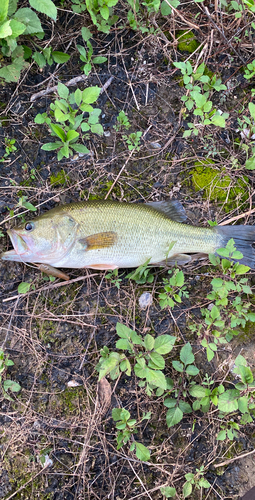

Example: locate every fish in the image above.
[1,199,255,278]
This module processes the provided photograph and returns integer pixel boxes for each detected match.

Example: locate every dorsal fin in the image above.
[146,201,187,223]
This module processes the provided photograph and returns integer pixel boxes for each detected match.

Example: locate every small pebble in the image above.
[139,292,153,309]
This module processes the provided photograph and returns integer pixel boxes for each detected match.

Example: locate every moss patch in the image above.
[50,169,70,187]
[191,160,249,211]
[177,30,199,53]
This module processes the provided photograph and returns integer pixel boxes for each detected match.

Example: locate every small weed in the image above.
[114,110,131,131]
[77,27,107,76]
[105,268,123,289]
[112,407,151,460]
[0,138,17,162]
[126,259,154,284]
[35,83,103,160]
[0,348,21,401]
[159,268,189,309]
[123,131,143,151]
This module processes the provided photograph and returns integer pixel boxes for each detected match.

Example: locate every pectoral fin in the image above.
[79,231,117,251]
[35,263,70,281]
[155,252,208,267]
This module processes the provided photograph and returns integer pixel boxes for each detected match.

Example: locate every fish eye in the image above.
[25,222,34,232]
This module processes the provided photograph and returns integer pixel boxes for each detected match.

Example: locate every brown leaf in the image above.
[97,377,112,415]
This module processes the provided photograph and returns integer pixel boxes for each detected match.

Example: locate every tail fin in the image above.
[217,225,255,268]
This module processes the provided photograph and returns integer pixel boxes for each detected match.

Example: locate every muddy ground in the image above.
[0,1,255,499]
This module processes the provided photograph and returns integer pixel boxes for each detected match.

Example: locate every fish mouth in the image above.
[1,229,30,262]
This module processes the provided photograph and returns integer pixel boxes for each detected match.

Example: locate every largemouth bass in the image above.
[1,200,255,275]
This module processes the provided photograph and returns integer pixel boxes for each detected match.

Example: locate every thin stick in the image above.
[2,273,99,303]
[30,75,114,102]
[219,207,255,226]
[214,448,255,468]
[104,150,134,199]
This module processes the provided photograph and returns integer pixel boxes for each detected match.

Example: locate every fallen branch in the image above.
[30,75,114,102]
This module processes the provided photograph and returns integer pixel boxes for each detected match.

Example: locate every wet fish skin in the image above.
[1,200,255,271]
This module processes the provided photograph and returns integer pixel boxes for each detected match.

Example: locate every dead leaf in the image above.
[97,377,112,415]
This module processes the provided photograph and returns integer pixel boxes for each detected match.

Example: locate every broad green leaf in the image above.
[71,143,89,154]
[218,389,240,412]
[160,486,176,498]
[0,0,9,23]
[199,478,210,488]
[183,481,192,498]
[146,369,166,390]
[172,360,183,372]
[90,123,104,135]
[14,8,43,35]
[29,0,57,21]
[217,430,226,441]
[180,342,194,366]
[166,406,183,427]
[178,400,192,413]
[93,56,107,64]
[52,51,70,63]
[211,113,226,127]
[249,101,255,119]
[82,86,101,104]
[41,142,62,151]
[60,143,70,158]
[161,0,172,15]
[211,305,220,320]
[115,339,130,350]
[134,362,149,379]
[116,323,133,339]
[238,365,253,384]
[235,264,250,274]
[238,396,248,414]
[245,157,255,170]
[0,20,12,38]
[3,379,21,392]
[50,123,66,141]
[66,130,79,142]
[100,5,109,19]
[57,82,69,99]
[154,335,176,354]
[9,19,26,37]
[18,282,31,294]
[120,358,131,376]
[81,26,92,41]
[148,352,165,370]
[112,408,122,421]
[98,352,121,380]
[22,201,36,211]
[186,365,199,376]
[135,442,150,461]
[189,385,207,398]
[32,51,46,68]
[144,334,154,351]
[8,0,17,16]
[74,88,82,106]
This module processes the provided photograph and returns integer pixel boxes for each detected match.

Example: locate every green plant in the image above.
[163,343,199,427]
[189,239,255,361]
[105,268,123,288]
[173,61,228,137]
[71,0,87,13]
[85,0,119,33]
[114,110,131,131]
[236,102,255,170]
[126,0,179,33]
[217,420,240,441]
[0,137,17,161]
[244,59,255,80]
[0,0,57,82]
[0,348,21,401]
[159,268,189,309]
[96,322,176,395]
[112,407,151,460]
[77,27,107,75]
[123,131,143,151]
[126,259,154,284]
[35,83,103,160]
[182,466,210,498]
[32,46,70,69]
[17,195,37,212]
[189,354,255,425]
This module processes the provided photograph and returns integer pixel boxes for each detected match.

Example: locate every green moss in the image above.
[177,31,199,53]
[191,160,249,211]
[50,169,70,187]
